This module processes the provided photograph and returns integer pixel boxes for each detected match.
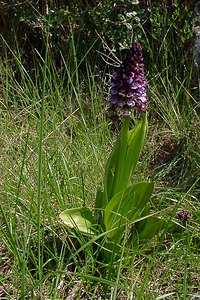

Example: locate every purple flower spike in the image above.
[109,43,147,120]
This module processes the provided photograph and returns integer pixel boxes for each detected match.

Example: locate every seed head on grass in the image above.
[109,42,147,122]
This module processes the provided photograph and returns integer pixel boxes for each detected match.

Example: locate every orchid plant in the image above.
[59,43,166,261]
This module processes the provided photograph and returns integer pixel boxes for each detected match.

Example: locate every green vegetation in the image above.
[0,1,199,299]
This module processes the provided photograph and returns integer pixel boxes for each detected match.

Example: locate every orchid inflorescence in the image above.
[109,42,147,122]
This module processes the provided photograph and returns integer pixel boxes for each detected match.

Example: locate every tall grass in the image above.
[0,26,199,299]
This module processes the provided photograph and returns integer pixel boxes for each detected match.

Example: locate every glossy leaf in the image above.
[113,115,148,197]
[122,114,148,189]
[103,115,148,206]
[59,207,96,235]
[104,181,154,241]
[135,204,150,232]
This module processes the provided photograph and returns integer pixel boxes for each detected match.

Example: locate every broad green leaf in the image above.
[104,181,154,241]
[135,204,150,232]
[59,207,96,235]
[104,115,148,204]
[110,117,130,198]
[138,216,166,241]
[119,114,148,191]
